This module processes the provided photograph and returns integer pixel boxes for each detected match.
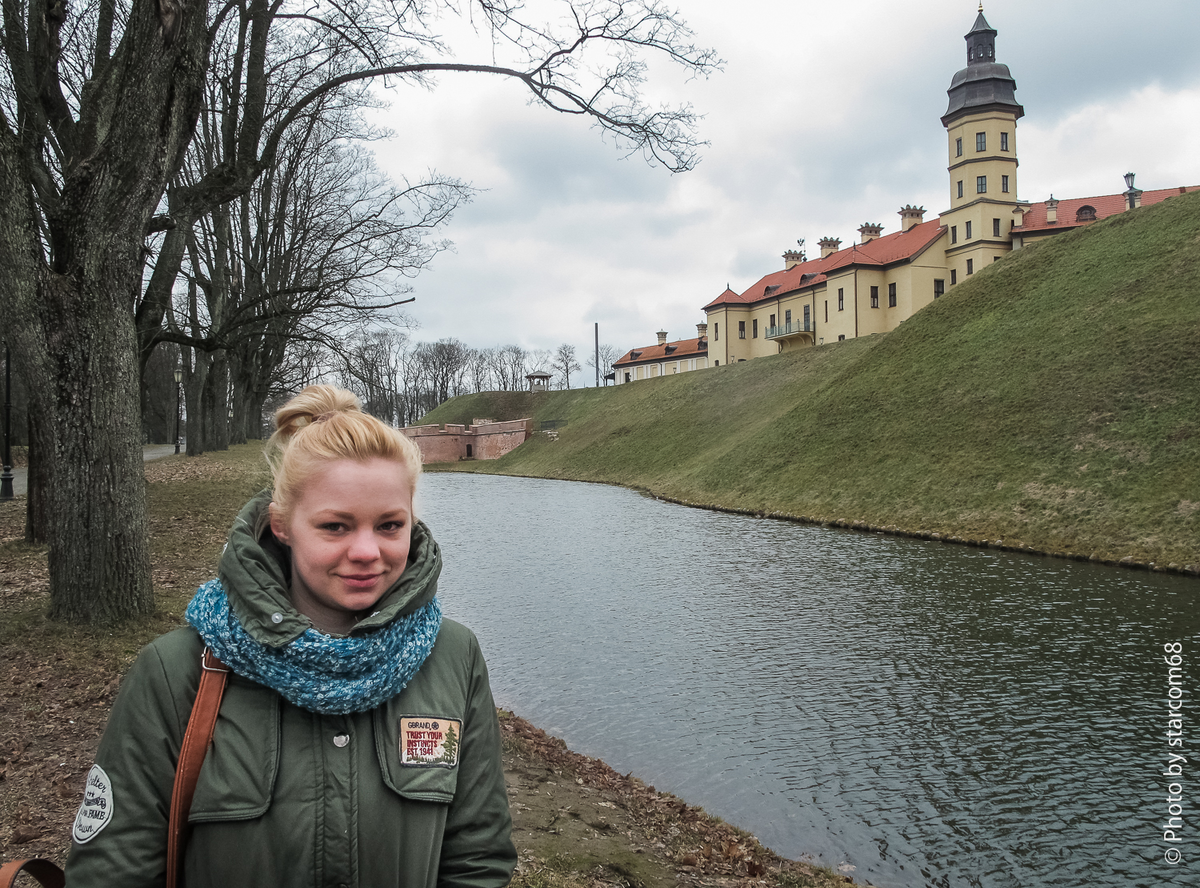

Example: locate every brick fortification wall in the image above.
[402,419,532,464]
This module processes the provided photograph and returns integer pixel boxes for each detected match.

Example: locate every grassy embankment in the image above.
[0,448,851,887]
[422,190,1200,570]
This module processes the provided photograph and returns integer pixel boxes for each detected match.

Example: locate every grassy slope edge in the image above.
[422,190,1200,569]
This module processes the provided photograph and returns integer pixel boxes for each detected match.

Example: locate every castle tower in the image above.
[938,6,1023,285]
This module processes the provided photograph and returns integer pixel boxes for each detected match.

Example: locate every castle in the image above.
[613,7,1193,382]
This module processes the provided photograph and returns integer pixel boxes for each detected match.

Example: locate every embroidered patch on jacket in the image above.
[72,764,114,844]
[399,716,462,767]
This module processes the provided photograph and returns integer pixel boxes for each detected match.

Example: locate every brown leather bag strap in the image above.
[0,858,65,888]
[165,647,230,888]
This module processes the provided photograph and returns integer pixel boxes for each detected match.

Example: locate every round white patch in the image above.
[72,764,114,844]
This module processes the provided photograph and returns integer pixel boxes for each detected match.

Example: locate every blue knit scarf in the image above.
[186,579,442,715]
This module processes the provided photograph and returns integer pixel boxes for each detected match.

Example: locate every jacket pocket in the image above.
[374,709,461,803]
[189,680,280,822]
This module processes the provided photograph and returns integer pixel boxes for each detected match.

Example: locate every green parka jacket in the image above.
[65,492,516,888]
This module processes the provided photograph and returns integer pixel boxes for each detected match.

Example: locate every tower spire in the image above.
[942,7,1022,126]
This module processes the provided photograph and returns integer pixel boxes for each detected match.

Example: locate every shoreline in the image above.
[428,463,1200,578]
[498,709,860,888]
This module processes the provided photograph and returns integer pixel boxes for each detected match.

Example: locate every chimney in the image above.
[858,223,884,243]
[898,205,925,231]
[656,330,668,346]
[1045,195,1058,224]
[818,237,842,258]
[782,237,807,269]
[696,322,708,339]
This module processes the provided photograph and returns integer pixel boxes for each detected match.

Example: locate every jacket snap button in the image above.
[333,733,350,748]
[271,612,283,624]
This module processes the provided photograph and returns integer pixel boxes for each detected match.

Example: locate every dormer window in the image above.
[1076,205,1097,223]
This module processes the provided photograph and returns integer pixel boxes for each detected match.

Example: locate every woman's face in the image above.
[269,458,414,635]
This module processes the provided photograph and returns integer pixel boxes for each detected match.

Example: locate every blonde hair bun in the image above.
[272,386,363,442]
[266,385,422,519]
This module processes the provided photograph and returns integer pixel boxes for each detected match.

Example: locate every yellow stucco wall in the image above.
[698,61,1023,358]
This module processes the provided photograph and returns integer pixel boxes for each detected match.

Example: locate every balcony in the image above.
[765,319,815,348]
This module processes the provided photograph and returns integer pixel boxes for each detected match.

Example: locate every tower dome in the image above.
[941,7,1024,126]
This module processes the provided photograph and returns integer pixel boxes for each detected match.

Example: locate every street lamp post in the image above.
[174,368,183,455]
[0,343,12,500]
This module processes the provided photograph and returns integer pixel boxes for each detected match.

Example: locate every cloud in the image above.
[364,0,1200,373]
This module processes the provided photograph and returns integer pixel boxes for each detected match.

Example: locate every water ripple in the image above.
[419,474,1200,888]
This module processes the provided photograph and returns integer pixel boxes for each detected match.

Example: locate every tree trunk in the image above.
[202,350,230,451]
[12,271,154,623]
[0,1,209,623]
[185,345,208,457]
[44,277,153,622]
[24,413,50,545]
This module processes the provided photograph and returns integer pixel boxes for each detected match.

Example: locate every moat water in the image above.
[418,473,1198,888]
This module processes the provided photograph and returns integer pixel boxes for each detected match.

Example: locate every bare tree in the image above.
[0,0,209,620]
[339,329,410,425]
[587,343,621,384]
[164,95,467,453]
[0,0,716,623]
[466,348,493,394]
[492,344,531,392]
[552,344,582,389]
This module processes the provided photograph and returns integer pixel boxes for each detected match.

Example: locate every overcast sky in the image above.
[366,0,1200,380]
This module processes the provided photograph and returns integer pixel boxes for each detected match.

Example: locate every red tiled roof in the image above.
[1013,186,1194,233]
[702,219,945,310]
[614,336,708,367]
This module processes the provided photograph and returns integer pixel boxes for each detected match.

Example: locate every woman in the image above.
[65,386,516,888]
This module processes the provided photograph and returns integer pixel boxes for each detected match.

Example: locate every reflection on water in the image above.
[417,474,1199,888]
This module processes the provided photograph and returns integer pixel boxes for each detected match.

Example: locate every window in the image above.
[714,323,718,341]
[965,221,972,239]
[977,175,987,193]
[1001,175,1010,193]
[993,218,1001,237]
[838,288,844,311]
[837,334,846,341]
[976,132,986,152]
[888,283,897,307]
[824,301,828,322]
[966,258,974,275]
[957,180,964,199]
[769,313,776,328]
[870,286,879,308]
[752,319,758,338]
[1000,132,1009,151]
[785,309,791,324]
[1076,205,1097,222]
[934,279,945,299]
[950,225,958,244]
[803,304,810,328]
[955,137,963,157]
[714,360,719,366]
[951,269,957,285]
[738,321,746,339]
